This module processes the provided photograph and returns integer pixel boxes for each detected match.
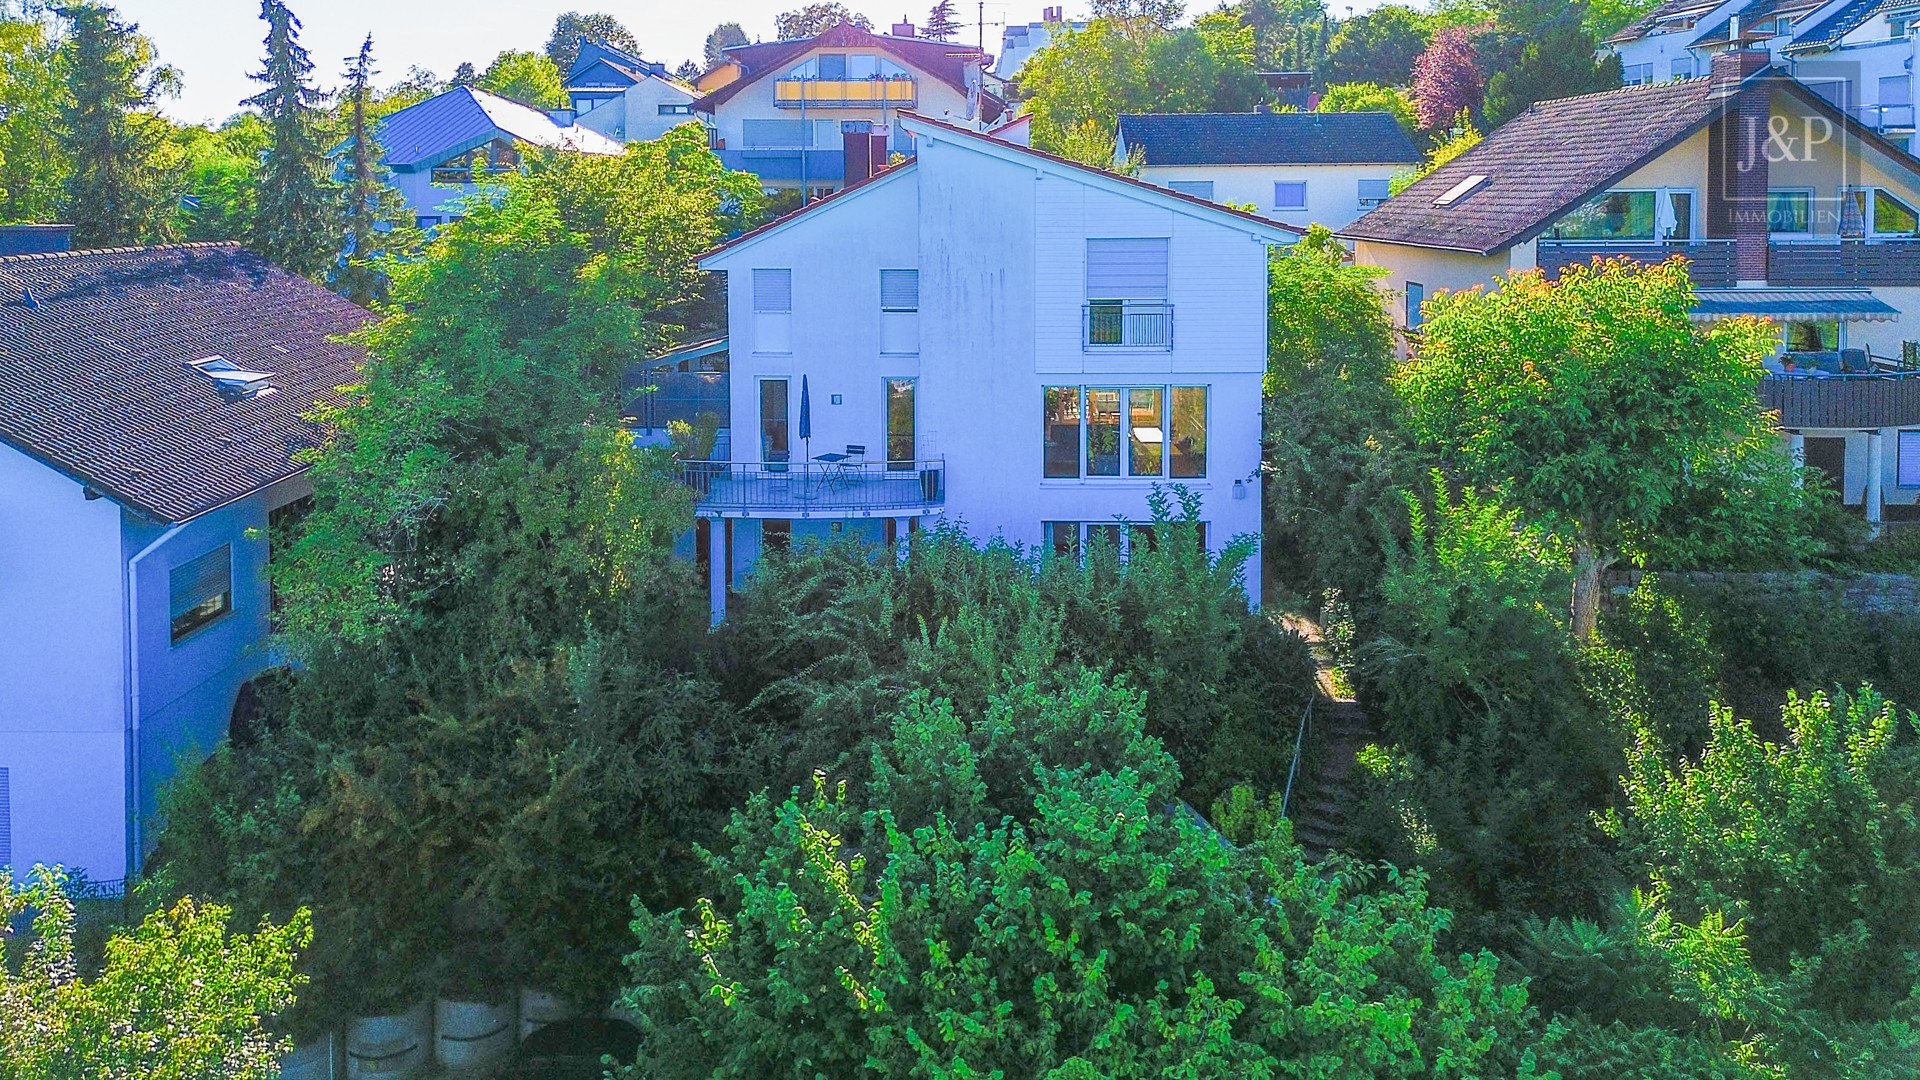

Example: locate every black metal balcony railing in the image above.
[1761,371,1920,429]
[1767,239,1920,287]
[680,458,945,514]
[1536,240,1736,286]
[1084,301,1173,349]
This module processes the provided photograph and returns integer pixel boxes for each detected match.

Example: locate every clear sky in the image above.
[119,0,1062,125]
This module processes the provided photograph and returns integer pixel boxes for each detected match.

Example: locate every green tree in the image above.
[171,114,267,241]
[1322,4,1430,87]
[331,34,420,305]
[56,3,180,247]
[1238,0,1329,71]
[1395,258,1794,640]
[478,49,566,109]
[1388,116,1480,194]
[1018,12,1266,165]
[703,22,747,68]
[0,8,67,224]
[544,11,637,72]
[1482,5,1621,127]
[0,867,310,1080]
[924,0,960,40]
[244,0,335,277]
[774,3,871,38]
[621,672,1542,1078]
[1584,0,1659,38]
[1315,80,1418,136]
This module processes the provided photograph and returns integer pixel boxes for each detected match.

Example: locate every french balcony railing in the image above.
[773,77,916,108]
[1084,301,1173,350]
[1849,103,1916,130]
[679,458,945,515]
[1536,239,1736,287]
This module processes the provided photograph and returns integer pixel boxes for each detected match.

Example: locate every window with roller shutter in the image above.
[170,544,233,643]
[1084,239,1171,348]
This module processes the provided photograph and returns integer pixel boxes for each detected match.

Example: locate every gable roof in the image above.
[1117,112,1422,166]
[701,112,1302,265]
[698,21,1006,122]
[1782,0,1896,51]
[1606,0,1736,43]
[1690,0,1827,46]
[0,244,371,523]
[1339,78,1721,254]
[376,86,623,170]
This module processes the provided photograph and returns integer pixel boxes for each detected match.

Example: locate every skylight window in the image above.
[1434,175,1489,207]
[187,355,278,400]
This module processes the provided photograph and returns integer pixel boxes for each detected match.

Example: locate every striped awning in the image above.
[1690,288,1901,323]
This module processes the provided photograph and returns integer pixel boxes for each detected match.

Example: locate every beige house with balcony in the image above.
[694,21,1006,198]
[1340,48,1920,529]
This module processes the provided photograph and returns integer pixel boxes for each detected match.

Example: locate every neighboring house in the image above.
[996,6,1089,80]
[0,242,369,884]
[1115,112,1422,230]
[683,112,1297,623]
[369,85,624,229]
[1339,49,1920,530]
[694,21,1007,198]
[562,38,702,144]
[1606,0,1919,152]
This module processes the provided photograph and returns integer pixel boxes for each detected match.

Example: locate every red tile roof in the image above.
[696,21,1006,122]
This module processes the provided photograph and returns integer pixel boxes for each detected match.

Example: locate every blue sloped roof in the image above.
[1785,0,1898,51]
[375,86,622,170]
[1117,112,1423,166]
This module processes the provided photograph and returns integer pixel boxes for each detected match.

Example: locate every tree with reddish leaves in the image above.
[1410,26,1483,133]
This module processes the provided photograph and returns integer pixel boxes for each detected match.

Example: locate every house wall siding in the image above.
[1136,162,1406,231]
[0,442,128,879]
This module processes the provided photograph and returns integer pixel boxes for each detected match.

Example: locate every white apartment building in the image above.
[687,113,1296,621]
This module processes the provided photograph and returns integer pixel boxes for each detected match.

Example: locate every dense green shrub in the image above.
[620,671,1545,1079]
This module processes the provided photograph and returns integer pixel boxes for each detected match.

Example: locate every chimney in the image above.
[892,19,916,36]
[1707,48,1775,285]
[1044,5,1061,21]
[0,224,73,255]
[548,107,577,126]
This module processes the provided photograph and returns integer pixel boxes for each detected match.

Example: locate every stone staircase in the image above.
[1277,613,1372,861]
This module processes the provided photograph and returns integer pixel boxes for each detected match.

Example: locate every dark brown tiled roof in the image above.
[1338,79,1720,255]
[0,243,370,522]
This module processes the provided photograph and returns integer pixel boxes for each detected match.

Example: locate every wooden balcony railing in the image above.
[1536,240,1736,286]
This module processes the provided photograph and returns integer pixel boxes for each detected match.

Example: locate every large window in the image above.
[1043,520,1206,560]
[1552,190,1656,239]
[1045,386,1206,479]
[170,544,233,643]
[1768,190,1811,233]
[886,378,916,469]
[760,378,789,467]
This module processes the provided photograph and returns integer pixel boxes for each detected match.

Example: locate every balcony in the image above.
[715,148,844,183]
[1848,103,1916,130]
[1536,240,1735,286]
[773,77,916,108]
[1760,370,1920,429]
[1084,301,1173,350]
[680,458,946,517]
[1767,240,1920,287]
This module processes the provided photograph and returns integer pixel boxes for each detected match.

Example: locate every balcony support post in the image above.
[1788,431,1805,487]
[1867,429,1886,538]
[710,515,729,625]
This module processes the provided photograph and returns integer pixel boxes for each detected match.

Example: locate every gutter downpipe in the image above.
[125,522,184,879]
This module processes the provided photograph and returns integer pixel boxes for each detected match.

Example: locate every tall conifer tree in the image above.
[331,34,419,306]
[56,4,177,247]
[245,0,333,276]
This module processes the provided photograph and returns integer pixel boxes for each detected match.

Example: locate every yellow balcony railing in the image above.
[773,77,916,108]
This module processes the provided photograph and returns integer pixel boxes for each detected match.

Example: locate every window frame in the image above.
[1551,188,1660,241]
[169,543,234,645]
[1899,429,1920,488]
[1044,384,1206,480]
[1405,281,1425,330]
[884,377,916,471]
[1273,180,1308,211]
[1872,187,1920,237]
[1357,178,1391,207]
[1767,188,1815,236]
[1167,179,1215,201]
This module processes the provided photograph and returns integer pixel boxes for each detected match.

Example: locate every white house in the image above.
[996,6,1089,80]
[1340,50,1920,531]
[686,113,1297,622]
[369,85,624,229]
[1606,0,1920,153]
[694,21,1006,198]
[1116,112,1422,231]
[0,241,368,884]
[562,39,702,144]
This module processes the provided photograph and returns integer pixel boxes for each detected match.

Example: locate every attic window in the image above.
[1433,175,1489,207]
[187,355,278,401]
